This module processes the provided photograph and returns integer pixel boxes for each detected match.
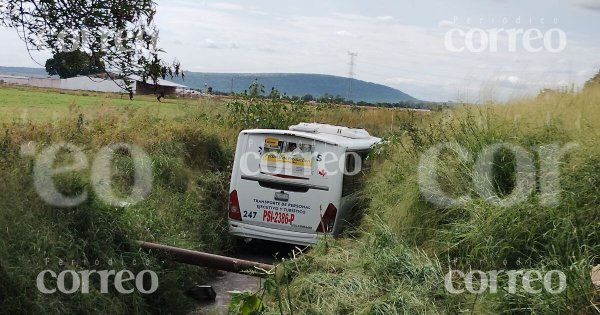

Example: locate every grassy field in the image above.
[2,84,597,314]
[0,86,237,313]
[258,88,600,314]
[0,85,428,130]
[0,85,420,314]
[0,85,226,123]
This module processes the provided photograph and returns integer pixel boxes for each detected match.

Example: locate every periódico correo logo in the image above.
[445,269,567,294]
[36,269,159,294]
[444,28,567,53]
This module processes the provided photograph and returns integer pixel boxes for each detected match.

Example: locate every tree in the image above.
[0,0,181,88]
[268,87,280,100]
[302,94,314,102]
[248,78,264,98]
[318,93,333,103]
[333,94,346,104]
[45,50,104,78]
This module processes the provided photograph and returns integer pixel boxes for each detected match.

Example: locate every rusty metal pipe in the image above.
[136,241,274,275]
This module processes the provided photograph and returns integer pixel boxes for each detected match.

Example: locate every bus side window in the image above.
[342,152,370,197]
[342,153,358,196]
[358,151,370,172]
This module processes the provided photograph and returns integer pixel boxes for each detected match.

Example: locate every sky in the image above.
[1,0,600,102]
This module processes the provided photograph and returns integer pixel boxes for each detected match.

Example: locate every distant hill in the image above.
[171,72,417,103]
[0,66,51,77]
[0,67,417,103]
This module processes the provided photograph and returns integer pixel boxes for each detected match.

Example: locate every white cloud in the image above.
[206,2,245,11]
[204,39,240,49]
[577,68,594,77]
[332,13,371,21]
[384,77,430,86]
[570,0,600,11]
[205,39,219,48]
[505,75,521,84]
[437,20,457,28]
[249,10,269,16]
[335,30,360,37]
[376,16,394,22]
[227,40,240,49]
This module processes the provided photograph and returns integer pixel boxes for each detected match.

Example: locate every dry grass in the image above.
[264,87,600,314]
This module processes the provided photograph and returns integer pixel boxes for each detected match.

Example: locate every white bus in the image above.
[227,123,381,246]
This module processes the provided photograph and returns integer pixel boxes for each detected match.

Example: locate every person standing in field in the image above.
[157,90,165,102]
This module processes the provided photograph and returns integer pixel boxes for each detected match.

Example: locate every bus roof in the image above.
[242,124,382,151]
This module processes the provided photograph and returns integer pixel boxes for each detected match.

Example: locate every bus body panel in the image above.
[229,132,346,244]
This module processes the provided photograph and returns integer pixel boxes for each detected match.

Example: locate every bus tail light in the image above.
[229,190,242,221]
[317,203,337,233]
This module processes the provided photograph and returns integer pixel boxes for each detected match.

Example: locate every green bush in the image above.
[225,97,310,130]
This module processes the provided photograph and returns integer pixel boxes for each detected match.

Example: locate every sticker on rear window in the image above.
[260,138,314,175]
[264,137,279,148]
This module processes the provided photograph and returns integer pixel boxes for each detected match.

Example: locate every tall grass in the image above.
[261,88,600,314]
[0,106,235,313]
[222,94,425,135]
[0,86,422,313]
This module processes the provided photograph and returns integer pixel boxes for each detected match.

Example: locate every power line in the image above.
[347,51,358,100]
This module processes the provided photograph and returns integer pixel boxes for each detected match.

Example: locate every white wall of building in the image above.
[0,75,31,85]
[30,77,62,89]
[60,76,132,93]
[0,74,186,95]
[0,75,62,89]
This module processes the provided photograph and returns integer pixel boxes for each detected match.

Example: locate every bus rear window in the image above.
[263,138,314,155]
[260,137,314,176]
